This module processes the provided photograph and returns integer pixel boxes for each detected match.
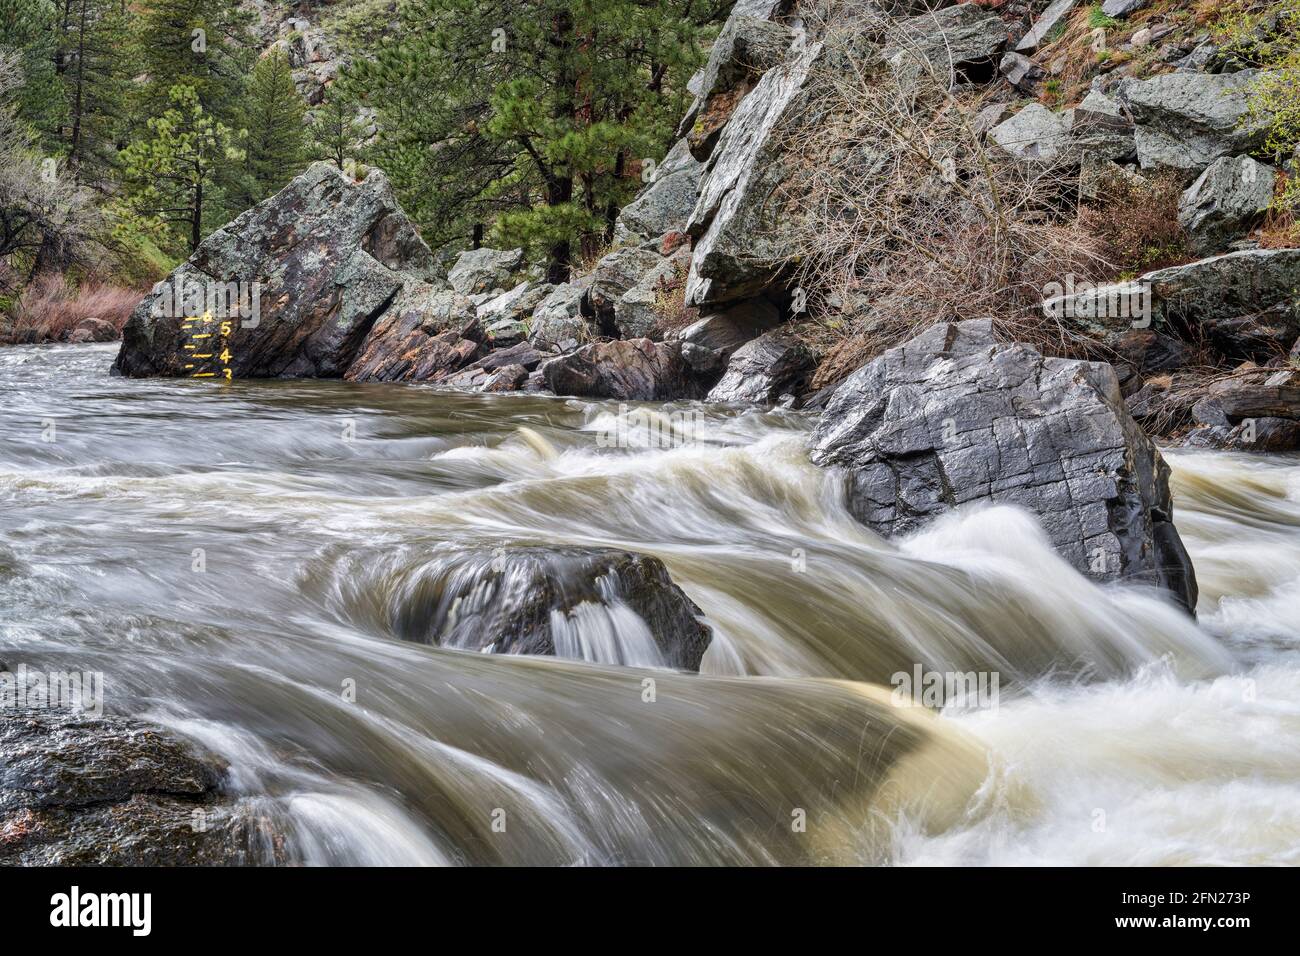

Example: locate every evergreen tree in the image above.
[132,0,255,127]
[308,91,363,170]
[239,51,308,206]
[0,0,65,150]
[120,83,245,254]
[345,0,724,279]
[59,0,132,186]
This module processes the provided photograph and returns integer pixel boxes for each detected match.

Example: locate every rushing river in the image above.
[2,342,1298,865]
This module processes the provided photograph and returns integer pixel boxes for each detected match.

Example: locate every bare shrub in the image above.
[0,53,103,289]
[2,274,145,344]
[1078,168,1191,275]
[764,6,1114,379]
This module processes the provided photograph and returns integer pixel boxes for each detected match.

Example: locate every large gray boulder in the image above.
[1146,250,1300,360]
[613,247,691,340]
[706,330,814,404]
[0,708,281,865]
[447,247,527,297]
[590,246,667,326]
[344,288,484,382]
[543,339,703,401]
[686,39,847,307]
[1120,70,1272,171]
[1016,0,1081,53]
[613,140,704,246]
[1102,0,1147,16]
[810,320,1198,611]
[990,103,1071,162]
[529,277,594,352]
[1185,369,1300,452]
[685,12,797,160]
[1043,249,1300,362]
[883,2,1007,85]
[389,547,713,670]
[1178,155,1276,253]
[114,163,437,379]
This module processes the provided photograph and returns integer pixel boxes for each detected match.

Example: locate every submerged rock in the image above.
[0,709,281,865]
[810,319,1198,610]
[391,547,712,670]
[114,163,437,379]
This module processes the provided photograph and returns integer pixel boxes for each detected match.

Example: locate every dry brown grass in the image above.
[650,257,699,337]
[2,274,145,344]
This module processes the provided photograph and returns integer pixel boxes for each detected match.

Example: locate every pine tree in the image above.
[239,51,308,206]
[345,0,722,279]
[120,83,245,255]
[59,0,132,186]
[0,0,65,151]
[308,92,363,170]
[132,0,255,128]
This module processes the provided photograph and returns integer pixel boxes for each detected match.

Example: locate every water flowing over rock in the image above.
[114,163,438,379]
[543,339,703,401]
[0,709,281,865]
[389,548,712,670]
[810,319,1198,611]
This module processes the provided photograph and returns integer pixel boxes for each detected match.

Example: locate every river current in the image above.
[2,343,1298,864]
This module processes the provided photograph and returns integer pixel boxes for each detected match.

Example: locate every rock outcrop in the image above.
[1178,155,1276,254]
[0,708,281,865]
[1044,249,1300,363]
[344,290,483,382]
[392,547,713,670]
[1118,70,1271,171]
[1185,369,1300,452]
[810,320,1198,611]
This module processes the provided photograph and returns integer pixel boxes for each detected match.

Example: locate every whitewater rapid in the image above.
[1,343,1297,865]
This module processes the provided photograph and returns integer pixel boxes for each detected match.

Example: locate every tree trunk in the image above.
[191,177,203,253]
